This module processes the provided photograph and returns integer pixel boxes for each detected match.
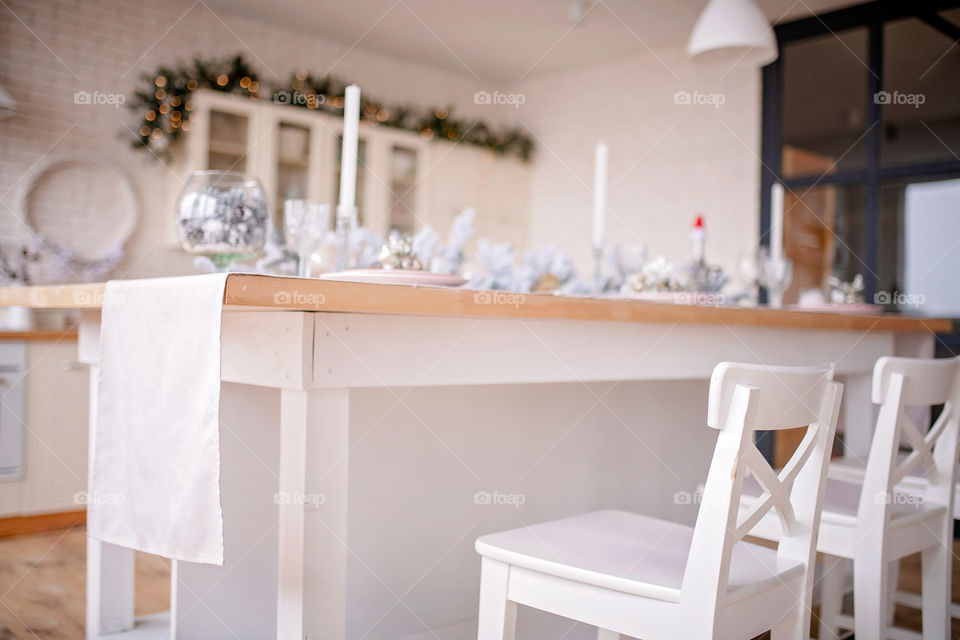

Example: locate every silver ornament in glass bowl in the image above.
[177,170,269,269]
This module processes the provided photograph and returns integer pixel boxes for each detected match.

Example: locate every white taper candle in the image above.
[770,182,784,261]
[339,85,361,209]
[592,141,608,251]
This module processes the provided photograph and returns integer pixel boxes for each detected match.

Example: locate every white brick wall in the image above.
[513,47,762,279]
[1,0,762,282]
[0,0,505,278]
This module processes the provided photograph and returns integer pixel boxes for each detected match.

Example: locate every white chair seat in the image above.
[742,475,944,528]
[475,509,804,604]
[829,455,960,519]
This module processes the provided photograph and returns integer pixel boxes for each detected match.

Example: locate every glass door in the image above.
[207,109,248,172]
[274,122,312,228]
[387,145,418,234]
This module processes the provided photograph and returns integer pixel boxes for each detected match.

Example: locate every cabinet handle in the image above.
[61,360,86,371]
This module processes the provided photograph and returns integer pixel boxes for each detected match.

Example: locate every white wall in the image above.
[514,47,763,279]
[0,0,509,279]
[1,0,763,284]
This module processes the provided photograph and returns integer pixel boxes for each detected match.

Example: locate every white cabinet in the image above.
[172,91,529,245]
[0,340,89,517]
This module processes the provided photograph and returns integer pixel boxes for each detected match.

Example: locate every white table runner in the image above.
[88,274,228,565]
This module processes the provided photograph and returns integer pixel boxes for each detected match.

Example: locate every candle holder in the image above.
[591,245,606,293]
[334,203,358,272]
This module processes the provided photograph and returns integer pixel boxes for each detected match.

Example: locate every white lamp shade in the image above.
[687,0,778,66]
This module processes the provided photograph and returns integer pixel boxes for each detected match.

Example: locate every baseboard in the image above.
[0,509,86,537]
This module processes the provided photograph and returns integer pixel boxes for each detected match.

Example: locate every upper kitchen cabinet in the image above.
[171,90,529,244]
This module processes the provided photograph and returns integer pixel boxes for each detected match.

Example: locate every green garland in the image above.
[129,54,533,161]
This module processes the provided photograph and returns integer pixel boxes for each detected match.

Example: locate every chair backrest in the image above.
[859,356,960,530]
[680,361,843,637]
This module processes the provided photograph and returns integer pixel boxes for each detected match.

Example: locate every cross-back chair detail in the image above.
[681,362,842,637]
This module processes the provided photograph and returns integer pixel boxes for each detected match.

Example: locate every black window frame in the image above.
[759,0,960,303]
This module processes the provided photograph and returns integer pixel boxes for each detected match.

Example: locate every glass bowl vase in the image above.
[176,170,269,269]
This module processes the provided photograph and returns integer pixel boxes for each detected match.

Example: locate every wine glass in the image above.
[758,247,793,309]
[737,250,762,305]
[284,200,330,277]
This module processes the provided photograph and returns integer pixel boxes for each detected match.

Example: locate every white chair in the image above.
[741,355,960,639]
[475,362,842,640]
[829,408,960,623]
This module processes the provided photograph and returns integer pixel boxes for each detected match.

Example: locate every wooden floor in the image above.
[0,526,169,639]
[0,526,957,638]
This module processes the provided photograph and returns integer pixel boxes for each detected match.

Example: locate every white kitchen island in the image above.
[0,275,949,640]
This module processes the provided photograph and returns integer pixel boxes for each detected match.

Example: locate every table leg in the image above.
[838,372,875,461]
[85,364,135,638]
[175,383,280,639]
[278,388,350,640]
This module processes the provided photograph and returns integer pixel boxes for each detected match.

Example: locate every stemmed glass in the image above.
[758,247,793,309]
[737,251,762,305]
[283,200,330,278]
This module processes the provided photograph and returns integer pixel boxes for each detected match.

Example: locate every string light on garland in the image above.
[128,54,533,161]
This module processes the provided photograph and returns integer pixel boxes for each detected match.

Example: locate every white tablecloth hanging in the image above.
[88,274,228,565]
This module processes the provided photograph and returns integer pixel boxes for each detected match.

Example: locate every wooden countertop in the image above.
[0,329,78,341]
[0,274,950,333]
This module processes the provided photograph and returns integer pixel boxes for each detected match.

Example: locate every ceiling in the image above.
[203,0,861,83]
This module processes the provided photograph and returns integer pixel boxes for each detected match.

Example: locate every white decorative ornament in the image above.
[20,156,137,281]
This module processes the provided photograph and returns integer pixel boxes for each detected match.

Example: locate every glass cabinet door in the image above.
[275,122,312,226]
[207,109,248,172]
[388,145,418,234]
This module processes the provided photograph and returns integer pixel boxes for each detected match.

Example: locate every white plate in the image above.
[789,302,882,315]
[618,290,725,305]
[320,269,467,287]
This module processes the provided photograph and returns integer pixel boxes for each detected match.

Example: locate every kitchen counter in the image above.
[0,273,948,333]
[0,274,944,640]
[0,329,78,341]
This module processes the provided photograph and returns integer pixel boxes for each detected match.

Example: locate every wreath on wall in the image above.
[128,54,534,161]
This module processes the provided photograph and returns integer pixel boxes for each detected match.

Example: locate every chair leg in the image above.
[818,555,845,640]
[596,630,621,640]
[769,614,800,640]
[921,542,950,640]
[853,551,888,640]
[478,558,518,640]
[888,558,900,626]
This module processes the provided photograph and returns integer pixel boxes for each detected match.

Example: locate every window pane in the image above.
[781,29,870,178]
[276,122,311,227]
[207,110,247,172]
[782,184,867,304]
[388,146,417,234]
[880,177,960,315]
[881,17,960,167]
